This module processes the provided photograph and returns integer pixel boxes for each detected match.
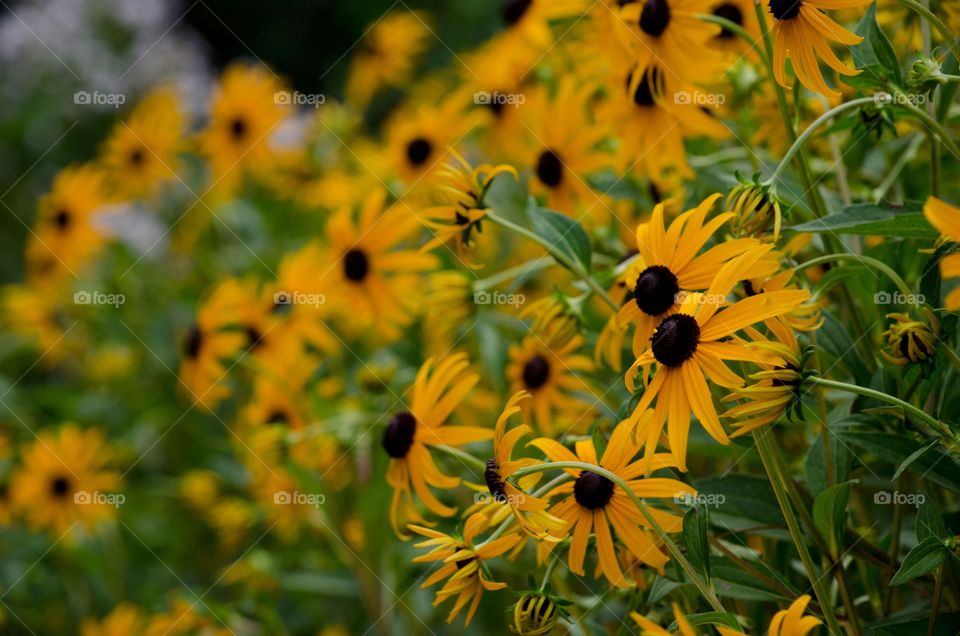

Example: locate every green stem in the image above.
[539,554,561,591]
[434,445,487,474]
[480,473,571,544]
[474,257,554,291]
[928,566,943,636]
[767,98,878,189]
[486,211,619,312]
[510,461,732,619]
[897,0,960,61]
[697,14,769,67]
[795,253,914,298]
[806,377,955,442]
[883,475,904,614]
[753,431,845,635]
[891,93,960,159]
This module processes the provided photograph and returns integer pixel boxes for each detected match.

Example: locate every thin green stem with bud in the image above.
[795,253,913,298]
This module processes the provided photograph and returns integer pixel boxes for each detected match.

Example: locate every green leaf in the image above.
[646,577,692,604]
[846,2,902,88]
[791,202,937,239]
[892,439,938,482]
[813,481,854,558]
[805,430,853,497]
[683,506,711,583]
[916,495,947,542]
[695,475,784,527]
[835,431,960,492]
[890,537,947,585]
[525,197,592,273]
[712,561,791,601]
[669,612,742,632]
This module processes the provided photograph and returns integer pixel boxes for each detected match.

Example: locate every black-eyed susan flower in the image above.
[511,592,567,635]
[767,0,872,97]
[506,326,596,435]
[35,163,110,281]
[480,391,568,539]
[618,195,774,358]
[923,196,960,310]
[631,602,697,635]
[882,310,939,365]
[727,180,783,241]
[409,516,521,625]
[626,245,810,469]
[423,271,476,356]
[80,603,146,636]
[100,87,184,199]
[178,280,247,411]
[722,320,807,436]
[600,64,728,179]
[384,354,490,536]
[613,0,724,85]
[385,93,484,187]
[532,420,691,586]
[1,284,76,364]
[421,151,518,266]
[9,423,121,534]
[197,64,291,195]
[345,11,432,108]
[512,79,611,215]
[708,0,761,55]
[142,600,232,636]
[760,594,823,636]
[320,188,438,341]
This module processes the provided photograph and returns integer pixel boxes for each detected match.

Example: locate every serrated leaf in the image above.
[916,495,947,542]
[791,203,937,239]
[890,537,947,585]
[848,2,902,87]
[813,481,854,558]
[525,197,592,273]
[683,506,710,583]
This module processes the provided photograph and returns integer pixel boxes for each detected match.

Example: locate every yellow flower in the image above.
[384,353,490,537]
[626,245,810,470]
[197,64,291,195]
[1,284,76,364]
[767,0,872,97]
[346,11,432,108]
[409,516,521,625]
[9,423,121,535]
[882,310,939,365]
[708,0,762,55]
[100,87,185,199]
[923,196,960,310]
[422,270,476,356]
[532,420,691,587]
[80,603,146,636]
[421,151,517,267]
[632,602,697,635]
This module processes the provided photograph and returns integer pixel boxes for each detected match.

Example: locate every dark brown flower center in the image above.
[266,409,290,425]
[229,117,248,140]
[245,326,264,350]
[50,475,71,498]
[573,470,614,509]
[184,325,203,359]
[406,137,433,167]
[899,332,929,358]
[535,150,563,187]
[129,148,145,166]
[639,0,671,36]
[53,209,71,231]
[343,249,370,282]
[713,3,744,38]
[382,411,417,458]
[651,313,700,367]
[502,0,533,25]
[522,355,550,390]
[485,459,507,502]
[769,0,801,20]
[633,265,679,316]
